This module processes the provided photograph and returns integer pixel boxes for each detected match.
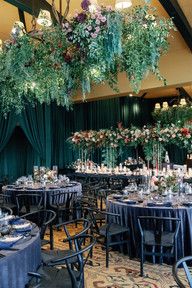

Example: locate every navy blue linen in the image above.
[0,227,41,288]
[107,199,192,261]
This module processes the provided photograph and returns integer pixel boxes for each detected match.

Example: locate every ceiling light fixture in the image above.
[89,0,98,12]
[155,103,161,110]
[37,10,52,27]
[179,98,187,106]
[115,0,132,10]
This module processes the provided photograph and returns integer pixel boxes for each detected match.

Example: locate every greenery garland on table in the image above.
[67,122,192,167]
[0,0,175,115]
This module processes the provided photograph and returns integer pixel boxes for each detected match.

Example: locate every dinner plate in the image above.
[113,194,122,199]
[120,199,137,204]
[0,215,14,222]
[12,222,32,232]
[65,183,76,187]
[0,235,23,243]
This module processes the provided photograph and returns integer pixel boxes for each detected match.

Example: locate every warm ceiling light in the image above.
[89,0,98,12]
[115,0,132,10]
[162,101,168,109]
[155,103,161,109]
[128,93,133,97]
[11,21,26,38]
[180,98,187,106]
[37,10,52,27]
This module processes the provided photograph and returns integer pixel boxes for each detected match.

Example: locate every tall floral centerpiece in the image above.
[68,122,192,169]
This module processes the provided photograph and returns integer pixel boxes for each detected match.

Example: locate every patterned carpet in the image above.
[44,226,187,288]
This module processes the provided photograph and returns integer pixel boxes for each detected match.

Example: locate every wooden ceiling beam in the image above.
[18,8,26,29]
[159,0,192,51]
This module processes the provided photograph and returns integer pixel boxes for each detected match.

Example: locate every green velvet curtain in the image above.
[0,96,185,182]
[0,127,39,182]
[0,113,16,153]
[19,104,52,167]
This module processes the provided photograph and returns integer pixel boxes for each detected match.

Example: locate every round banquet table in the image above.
[0,226,41,288]
[107,195,192,261]
[2,181,82,207]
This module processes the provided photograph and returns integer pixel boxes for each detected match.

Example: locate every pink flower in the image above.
[91,14,96,20]
[87,25,92,31]
[101,16,107,23]
[91,33,97,38]
[95,26,100,33]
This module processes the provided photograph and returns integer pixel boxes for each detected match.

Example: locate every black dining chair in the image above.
[21,209,56,249]
[41,218,91,263]
[0,206,13,215]
[86,207,130,268]
[138,216,181,276]
[1,192,17,214]
[48,190,78,225]
[27,234,96,288]
[173,256,192,288]
[16,192,44,215]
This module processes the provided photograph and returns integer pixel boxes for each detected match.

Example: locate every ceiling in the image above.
[0,0,191,100]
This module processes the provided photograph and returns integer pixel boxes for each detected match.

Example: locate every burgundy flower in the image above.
[81,0,90,11]
[63,52,72,63]
[77,12,87,23]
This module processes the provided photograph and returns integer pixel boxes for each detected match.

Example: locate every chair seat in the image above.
[143,230,175,247]
[99,223,129,236]
[42,249,77,265]
[29,266,80,288]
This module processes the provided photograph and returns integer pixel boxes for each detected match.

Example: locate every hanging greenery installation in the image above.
[0,0,175,115]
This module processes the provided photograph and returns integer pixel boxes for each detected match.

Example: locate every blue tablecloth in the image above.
[2,181,82,208]
[107,197,192,260]
[0,227,41,288]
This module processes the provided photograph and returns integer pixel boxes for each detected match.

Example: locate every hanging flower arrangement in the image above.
[0,0,175,115]
[68,123,192,153]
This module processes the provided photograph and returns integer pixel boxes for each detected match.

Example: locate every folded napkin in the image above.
[0,235,23,249]
[9,218,25,225]
[0,241,15,250]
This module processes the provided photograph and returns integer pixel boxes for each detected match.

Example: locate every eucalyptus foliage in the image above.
[0,2,175,115]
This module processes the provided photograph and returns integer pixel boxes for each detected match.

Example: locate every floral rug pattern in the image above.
[45,227,186,288]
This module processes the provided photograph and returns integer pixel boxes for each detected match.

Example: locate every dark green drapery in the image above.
[19,104,52,167]
[0,113,16,153]
[0,96,186,182]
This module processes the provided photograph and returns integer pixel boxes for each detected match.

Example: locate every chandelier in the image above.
[155,88,192,111]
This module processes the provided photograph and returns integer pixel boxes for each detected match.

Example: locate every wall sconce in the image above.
[155,103,161,109]
[162,101,169,110]
[179,98,187,106]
